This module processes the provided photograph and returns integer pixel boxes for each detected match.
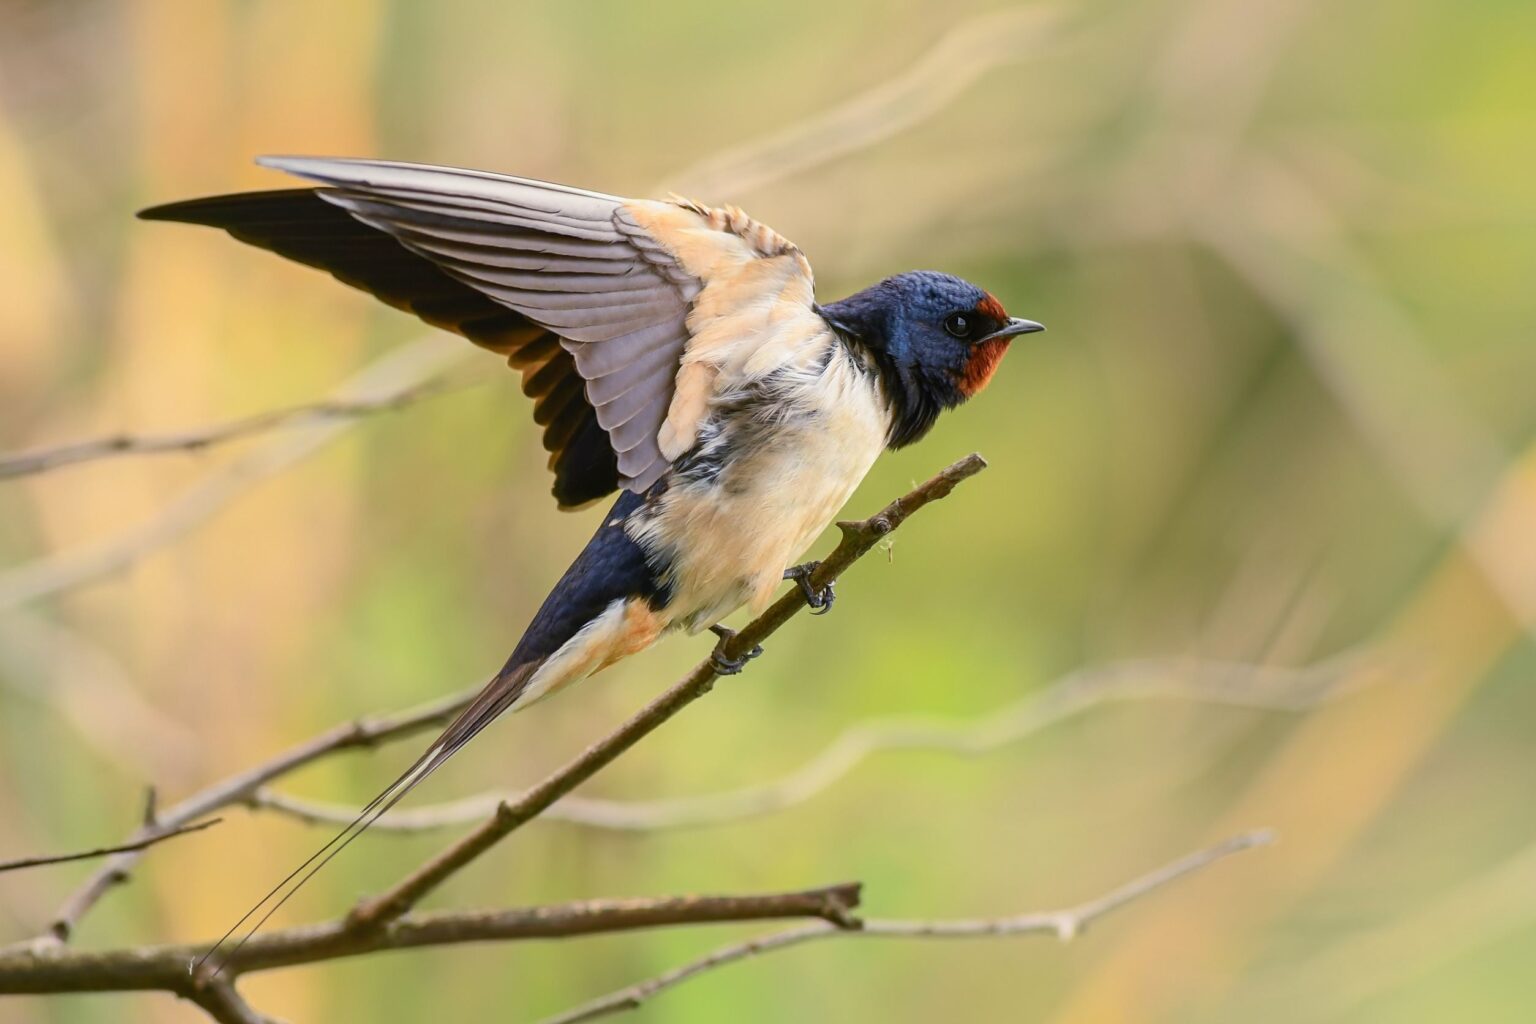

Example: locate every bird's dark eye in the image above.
[944,313,972,338]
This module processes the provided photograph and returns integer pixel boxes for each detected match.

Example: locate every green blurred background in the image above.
[1,0,1534,1021]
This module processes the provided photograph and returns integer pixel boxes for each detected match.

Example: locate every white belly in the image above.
[628,346,888,633]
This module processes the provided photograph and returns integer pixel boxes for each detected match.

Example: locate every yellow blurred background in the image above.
[2,0,1534,1021]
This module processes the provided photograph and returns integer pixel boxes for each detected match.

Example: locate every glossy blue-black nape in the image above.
[821,270,1008,447]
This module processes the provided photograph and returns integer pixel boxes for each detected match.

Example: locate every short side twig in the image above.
[0,819,221,874]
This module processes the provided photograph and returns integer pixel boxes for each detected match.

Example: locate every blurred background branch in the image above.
[0,336,469,609]
[658,6,1065,198]
[0,375,474,481]
[540,830,1274,1024]
[248,651,1370,834]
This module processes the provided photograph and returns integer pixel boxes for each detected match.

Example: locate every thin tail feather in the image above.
[198,660,540,975]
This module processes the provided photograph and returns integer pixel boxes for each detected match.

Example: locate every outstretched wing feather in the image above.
[142,157,814,505]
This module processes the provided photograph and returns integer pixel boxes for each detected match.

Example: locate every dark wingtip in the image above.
[136,202,180,222]
[136,194,240,225]
[134,189,326,227]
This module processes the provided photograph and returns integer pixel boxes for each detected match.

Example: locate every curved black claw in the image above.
[784,561,835,615]
[709,624,763,675]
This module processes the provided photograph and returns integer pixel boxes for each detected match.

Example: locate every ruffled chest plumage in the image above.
[626,340,888,632]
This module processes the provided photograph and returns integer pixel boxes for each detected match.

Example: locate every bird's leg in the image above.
[783,561,835,614]
[709,623,763,676]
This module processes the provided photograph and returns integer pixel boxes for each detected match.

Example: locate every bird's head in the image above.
[820,270,1044,448]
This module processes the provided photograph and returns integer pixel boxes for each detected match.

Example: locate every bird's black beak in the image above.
[980,317,1045,342]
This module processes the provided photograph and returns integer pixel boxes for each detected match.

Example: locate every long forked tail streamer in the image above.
[192,748,436,976]
[194,661,539,977]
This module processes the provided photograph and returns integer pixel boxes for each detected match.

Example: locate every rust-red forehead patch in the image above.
[977,292,1008,321]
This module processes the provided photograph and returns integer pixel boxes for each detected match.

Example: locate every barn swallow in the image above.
[141,157,1043,949]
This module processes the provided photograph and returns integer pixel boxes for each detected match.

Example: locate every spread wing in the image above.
[139,156,821,508]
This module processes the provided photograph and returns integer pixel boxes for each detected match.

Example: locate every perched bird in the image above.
[141,157,1043,952]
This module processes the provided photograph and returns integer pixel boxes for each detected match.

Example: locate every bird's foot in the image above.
[709,623,763,676]
[784,561,835,614]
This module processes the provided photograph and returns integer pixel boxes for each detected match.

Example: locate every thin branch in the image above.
[345,454,989,930]
[247,653,1369,834]
[0,819,221,874]
[658,7,1063,198]
[0,884,862,994]
[538,830,1277,1024]
[0,377,473,480]
[43,686,479,943]
[0,336,471,611]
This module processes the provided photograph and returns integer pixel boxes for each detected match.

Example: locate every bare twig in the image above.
[343,455,988,931]
[0,884,863,994]
[0,819,221,874]
[0,336,470,611]
[43,686,479,943]
[538,830,1276,1024]
[247,653,1368,834]
[659,7,1063,198]
[0,377,471,480]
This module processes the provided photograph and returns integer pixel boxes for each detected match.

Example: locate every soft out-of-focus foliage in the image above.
[1,0,1533,1021]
